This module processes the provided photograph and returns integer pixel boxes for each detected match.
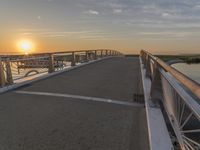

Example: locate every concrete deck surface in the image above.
[0,57,149,150]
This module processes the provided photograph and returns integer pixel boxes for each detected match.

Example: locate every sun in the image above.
[18,40,34,54]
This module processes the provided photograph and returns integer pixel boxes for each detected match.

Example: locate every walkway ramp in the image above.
[0,57,149,150]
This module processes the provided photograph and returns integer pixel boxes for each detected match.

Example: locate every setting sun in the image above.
[18,40,34,54]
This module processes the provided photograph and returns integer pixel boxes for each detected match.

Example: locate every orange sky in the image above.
[1,35,199,55]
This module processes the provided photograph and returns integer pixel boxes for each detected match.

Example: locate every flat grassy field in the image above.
[157,55,200,64]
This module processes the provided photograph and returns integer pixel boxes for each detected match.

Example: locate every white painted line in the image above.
[15,90,144,107]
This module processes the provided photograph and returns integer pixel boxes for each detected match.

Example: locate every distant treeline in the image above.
[157,55,200,64]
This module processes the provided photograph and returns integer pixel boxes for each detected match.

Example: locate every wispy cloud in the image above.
[7,0,200,42]
[84,10,99,15]
[113,9,122,14]
[194,5,200,9]
[37,16,41,20]
[35,31,96,38]
[18,29,116,40]
[140,31,200,39]
[109,3,124,9]
[162,13,171,17]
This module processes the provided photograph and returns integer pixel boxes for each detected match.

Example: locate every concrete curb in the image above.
[0,56,117,94]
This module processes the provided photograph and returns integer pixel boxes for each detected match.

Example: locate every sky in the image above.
[0,0,200,54]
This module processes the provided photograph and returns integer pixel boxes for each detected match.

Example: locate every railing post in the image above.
[109,50,112,56]
[141,51,147,67]
[85,51,89,61]
[100,50,103,58]
[76,54,80,64]
[146,55,151,77]
[71,52,76,66]
[5,58,13,85]
[48,54,55,73]
[150,61,163,103]
[106,50,108,56]
[94,50,97,59]
[142,51,146,63]
[0,57,6,87]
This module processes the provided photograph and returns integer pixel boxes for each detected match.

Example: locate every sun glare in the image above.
[18,40,34,54]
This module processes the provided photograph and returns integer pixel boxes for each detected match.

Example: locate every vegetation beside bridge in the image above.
[157,55,200,64]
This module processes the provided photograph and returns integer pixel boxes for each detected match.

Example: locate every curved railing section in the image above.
[140,50,200,150]
[0,49,122,87]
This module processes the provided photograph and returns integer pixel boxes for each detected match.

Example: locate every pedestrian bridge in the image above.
[0,50,199,150]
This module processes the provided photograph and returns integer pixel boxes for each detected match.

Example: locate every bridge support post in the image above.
[71,52,76,66]
[0,58,6,87]
[5,59,13,85]
[48,54,55,73]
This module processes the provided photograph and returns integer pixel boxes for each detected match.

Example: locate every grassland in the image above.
[157,55,200,64]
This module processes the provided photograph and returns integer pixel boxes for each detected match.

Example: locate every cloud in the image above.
[84,10,99,15]
[37,16,41,20]
[8,0,200,42]
[113,9,122,14]
[109,3,124,9]
[21,32,33,36]
[19,29,114,40]
[139,31,200,39]
[194,5,200,9]
[162,13,170,17]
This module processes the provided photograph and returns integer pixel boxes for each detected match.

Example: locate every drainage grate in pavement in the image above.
[133,94,144,104]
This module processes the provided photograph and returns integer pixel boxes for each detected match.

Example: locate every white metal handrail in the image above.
[140,50,200,150]
[140,50,200,99]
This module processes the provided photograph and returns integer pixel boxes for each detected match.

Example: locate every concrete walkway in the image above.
[0,57,149,150]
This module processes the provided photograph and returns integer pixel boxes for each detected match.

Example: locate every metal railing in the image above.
[0,49,121,87]
[140,50,200,150]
